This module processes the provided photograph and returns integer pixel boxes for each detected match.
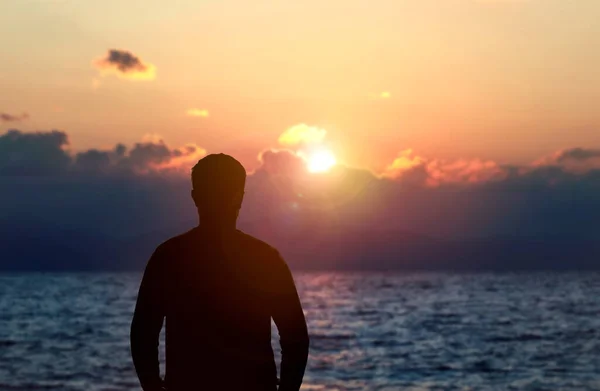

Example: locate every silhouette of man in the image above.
[131,154,309,391]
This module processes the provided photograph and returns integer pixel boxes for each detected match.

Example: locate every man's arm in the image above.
[270,251,310,391]
[130,245,167,391]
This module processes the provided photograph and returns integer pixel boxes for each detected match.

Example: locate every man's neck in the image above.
[197,216,237,234]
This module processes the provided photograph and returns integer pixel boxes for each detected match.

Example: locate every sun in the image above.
[306,149,337,173]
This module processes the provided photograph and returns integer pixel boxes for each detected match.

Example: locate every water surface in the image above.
[1,272,599,390]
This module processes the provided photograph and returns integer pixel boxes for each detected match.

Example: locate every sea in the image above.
[1,272,599,391]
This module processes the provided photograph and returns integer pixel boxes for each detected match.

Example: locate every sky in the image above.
[1,0,600,173]
[2,0,600,271]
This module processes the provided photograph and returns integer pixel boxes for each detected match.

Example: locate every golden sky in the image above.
[1,0,599,171]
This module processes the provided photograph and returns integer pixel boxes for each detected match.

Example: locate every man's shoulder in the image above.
[235,231,292,283]
[153,227,198,254]
[154,228,280,253]
[235,229,281,258]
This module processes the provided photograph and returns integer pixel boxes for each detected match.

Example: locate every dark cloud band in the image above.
[1,129,599,271]
[0,129,204,176]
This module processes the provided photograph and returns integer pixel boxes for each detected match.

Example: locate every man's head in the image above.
[191,154,246,223]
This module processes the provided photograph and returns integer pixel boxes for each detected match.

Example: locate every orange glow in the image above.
[306,149,337,173]
[3,0,600,170]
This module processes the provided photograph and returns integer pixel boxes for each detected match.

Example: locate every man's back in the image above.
[131,227,309,391]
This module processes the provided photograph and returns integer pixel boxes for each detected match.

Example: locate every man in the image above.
[131,153,309,391]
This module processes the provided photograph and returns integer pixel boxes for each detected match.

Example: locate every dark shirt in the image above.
[130,227,309,391]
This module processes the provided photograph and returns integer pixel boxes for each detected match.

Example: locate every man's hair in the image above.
[191,154,246,206]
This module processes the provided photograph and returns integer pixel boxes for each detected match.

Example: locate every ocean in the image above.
[1,272,599,390]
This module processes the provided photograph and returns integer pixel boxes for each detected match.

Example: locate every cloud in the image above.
[426,158,506,186]
[383,149,426,177]
[79,138,205,175]
[555,148,600,162]
[2,129,596,192]
[74,148,112,173]
[533,147,600,173]
[187,108,209,118]
[278,124,327,146]
[93,49,156,81]
[0,129,71,175]
[256,149,307,177]
[383,149,506,187]
[1,112,29,122]
[0,129,205,176]
[368,92,392,100]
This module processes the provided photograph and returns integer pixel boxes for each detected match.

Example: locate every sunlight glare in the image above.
[307,149,337,173]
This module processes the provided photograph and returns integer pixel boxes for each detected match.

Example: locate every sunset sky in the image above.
[2,0,599,173]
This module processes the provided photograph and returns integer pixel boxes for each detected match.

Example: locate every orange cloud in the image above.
[368,91,392,100]
[383,149,425,178]
[187,108,209,118]
[154,143,207,172]
[93,49,156,81]
[383,149,505,187]
[426,158,505,186]
[278,124,327,146]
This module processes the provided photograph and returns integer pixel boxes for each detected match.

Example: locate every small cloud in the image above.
[1,112,29,122]
[186,108,209,118]
[278,124,327,147]
[93,49,156,81]
[368,91,392,100]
